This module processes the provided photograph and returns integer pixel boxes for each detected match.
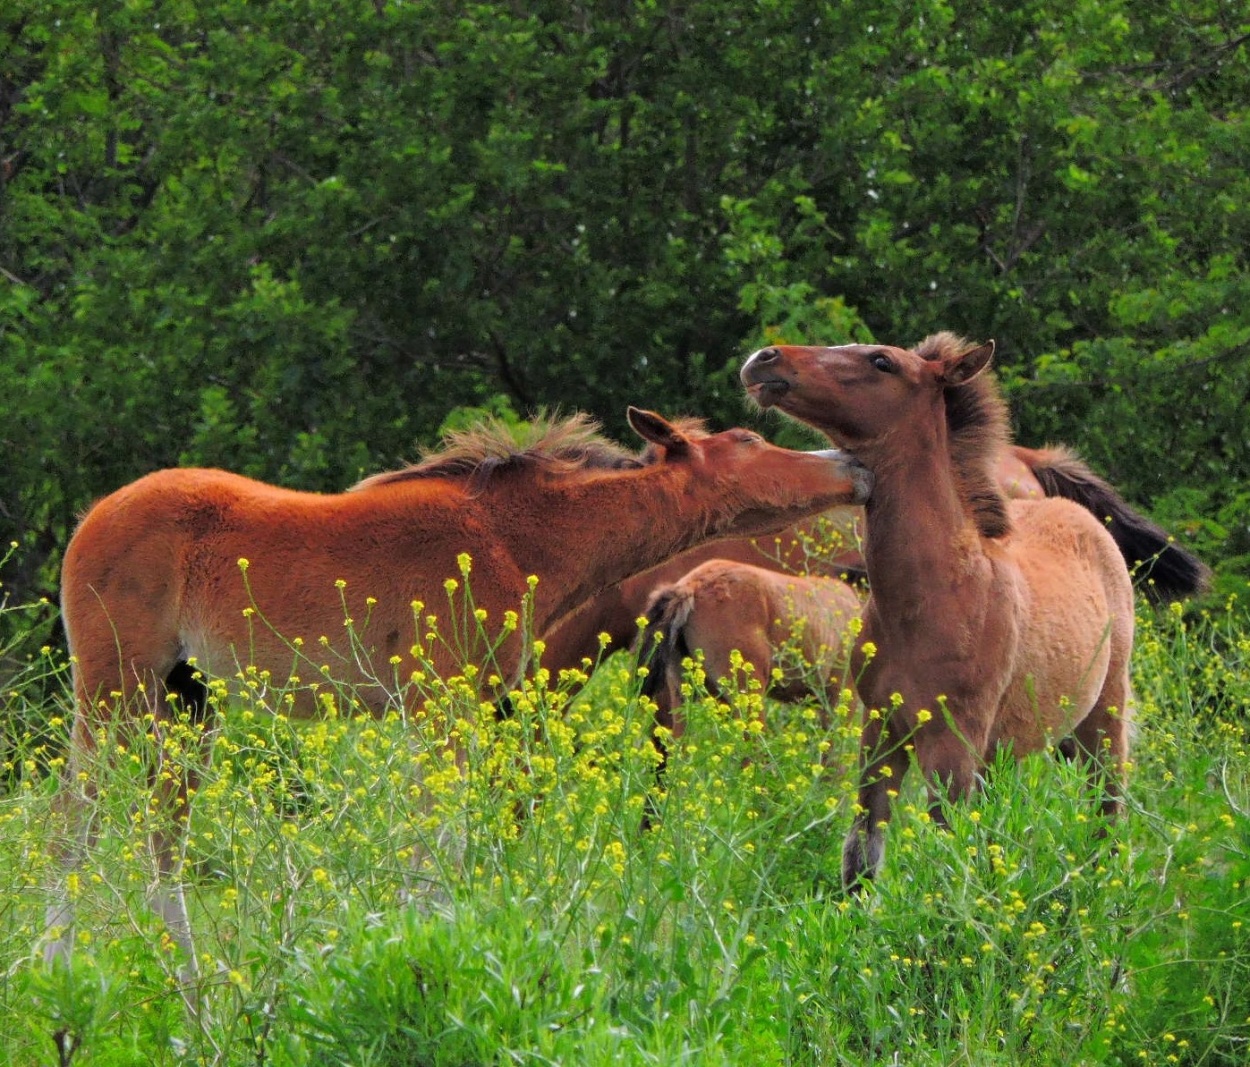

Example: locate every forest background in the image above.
[2,0,1248,637]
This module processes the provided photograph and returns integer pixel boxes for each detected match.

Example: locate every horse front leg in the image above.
[913,711,989,827]
[842,699,986,892]
[842,712,910,891]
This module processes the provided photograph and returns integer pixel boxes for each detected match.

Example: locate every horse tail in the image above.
[1023,445,1212,603]
[637,584,697,706]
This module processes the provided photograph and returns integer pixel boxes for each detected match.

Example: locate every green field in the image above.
[1,591,1248,1066]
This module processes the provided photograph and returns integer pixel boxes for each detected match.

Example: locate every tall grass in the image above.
[0,578,1247,1065]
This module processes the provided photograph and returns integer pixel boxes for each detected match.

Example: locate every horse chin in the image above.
[766,394,856,446]
[744,380,790,408]
[727,509,797,539]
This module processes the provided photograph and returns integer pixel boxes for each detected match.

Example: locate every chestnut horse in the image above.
[45,407,872,971]
[639,559,862,734]
[742,334,1139,889]
[538,513,861,675]
[537,443,1207,681]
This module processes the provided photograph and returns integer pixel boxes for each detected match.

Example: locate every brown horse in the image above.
[45,407,873,970]
[639,559,862,734]
[537,512,862,676]
[537,442,1208,681]
[742,334,1138,890]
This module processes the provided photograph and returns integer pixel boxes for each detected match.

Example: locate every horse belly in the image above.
[993,631,1113,754]
[178,621,405,719]
[178,574,419,718]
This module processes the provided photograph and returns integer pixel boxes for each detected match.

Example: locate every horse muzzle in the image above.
[810,448,873,504]
[741,348,793,407]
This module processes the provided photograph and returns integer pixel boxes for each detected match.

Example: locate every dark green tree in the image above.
[2,0,1247,618]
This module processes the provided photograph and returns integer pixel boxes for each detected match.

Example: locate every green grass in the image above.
[0,591,1248,1066]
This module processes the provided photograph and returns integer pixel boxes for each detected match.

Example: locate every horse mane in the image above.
[351,411,645,492]
[914,332,1014,539]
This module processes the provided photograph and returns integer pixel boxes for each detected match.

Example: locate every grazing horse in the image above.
[537,443,1207,682]
[45,407,873,970]
[742,334,1138,890]
[639,559,862,734]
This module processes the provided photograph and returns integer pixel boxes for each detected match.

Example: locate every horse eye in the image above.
[871,353,895,373]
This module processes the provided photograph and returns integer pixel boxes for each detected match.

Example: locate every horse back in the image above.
[63,468,331,602]
[1008,496,1134,608]
[62,468,481,711]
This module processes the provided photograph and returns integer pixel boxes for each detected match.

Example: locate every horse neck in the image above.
[860,433,987,617]
[504,467,730,636]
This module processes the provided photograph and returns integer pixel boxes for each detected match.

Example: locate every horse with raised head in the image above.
[45,407,872,970]
[537,441,1207,682]
[742,334,1140,890]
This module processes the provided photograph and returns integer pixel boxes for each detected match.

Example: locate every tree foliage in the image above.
[2,0,1248,610]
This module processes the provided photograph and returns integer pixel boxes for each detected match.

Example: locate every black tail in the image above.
[1028,446,1212,603]
[636,586,695,710]
[635,586,697,831]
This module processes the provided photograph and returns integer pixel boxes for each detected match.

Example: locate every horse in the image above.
[536,442,1208,682]
[44,406,873,972]
[742,333,1139,890]
[537,511,862,677]
[639,559,863,736]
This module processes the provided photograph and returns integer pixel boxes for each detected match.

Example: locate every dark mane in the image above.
[351,412,644,492]
[915,332,1014,538]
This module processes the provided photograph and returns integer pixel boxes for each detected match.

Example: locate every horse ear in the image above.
[943,340,995,385]
[627,407,690,455]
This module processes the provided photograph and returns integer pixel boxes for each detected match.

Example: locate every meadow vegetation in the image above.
[0,557,1247,1066]
[4,3,1247,1062]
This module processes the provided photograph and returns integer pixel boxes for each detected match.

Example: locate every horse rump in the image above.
[1024,446,1211,602]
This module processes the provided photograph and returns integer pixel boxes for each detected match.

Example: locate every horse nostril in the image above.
[741,347,788,394]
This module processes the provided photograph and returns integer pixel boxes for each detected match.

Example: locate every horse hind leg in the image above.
[146,660,214,986]
[42,650,176,966]
[43,713,104,967]
[43,625,150,966]
[44,653,211,993]
[1071,671,1133,823]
